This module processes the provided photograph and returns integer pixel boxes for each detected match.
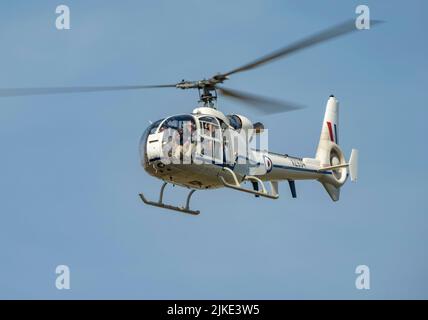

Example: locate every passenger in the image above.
[208,123,215,138]
[202,122,215,159]
[171,128,182,162]
[182,121,196,163]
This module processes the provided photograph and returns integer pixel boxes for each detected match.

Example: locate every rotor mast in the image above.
[198,86,217,109]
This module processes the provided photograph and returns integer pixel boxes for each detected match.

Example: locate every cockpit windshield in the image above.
[158,115,197,163]
[159,115,196,133]
[148,119,163,134]
[141,114,226,165]
[139,118,164,166]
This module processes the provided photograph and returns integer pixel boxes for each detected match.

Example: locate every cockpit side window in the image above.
[198,116,223,162]
[227,115,242,130]
[199,116,220,138]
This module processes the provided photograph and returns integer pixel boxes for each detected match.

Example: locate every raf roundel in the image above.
[264,156,273,173]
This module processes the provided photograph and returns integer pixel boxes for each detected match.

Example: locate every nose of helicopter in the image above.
[140,131,162,167]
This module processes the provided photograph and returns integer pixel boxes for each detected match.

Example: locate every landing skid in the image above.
[139,182,200,215]
[218,167,279,199]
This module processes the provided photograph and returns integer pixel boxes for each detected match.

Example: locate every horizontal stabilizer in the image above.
[349,149,358,182]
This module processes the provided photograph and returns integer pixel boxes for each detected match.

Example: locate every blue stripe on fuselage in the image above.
[148,157,332,175]
[273,164,332,175]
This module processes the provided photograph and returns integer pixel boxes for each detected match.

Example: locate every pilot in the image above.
[171,128,182,162]
[208,123,215,138]
[201,122,215,159]
[182,121,196,163]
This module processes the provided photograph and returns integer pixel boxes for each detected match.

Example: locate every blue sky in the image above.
[0,0,427,299]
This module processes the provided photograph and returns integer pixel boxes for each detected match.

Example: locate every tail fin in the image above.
[316,95,339,163]
[316,95,356,202]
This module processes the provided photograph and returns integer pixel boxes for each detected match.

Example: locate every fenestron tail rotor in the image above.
[0,19,382,114]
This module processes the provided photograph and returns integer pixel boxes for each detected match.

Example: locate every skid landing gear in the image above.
[139,182,200,215]
[218,167,279,199]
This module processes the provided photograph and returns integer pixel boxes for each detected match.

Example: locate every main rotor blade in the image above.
[218,86,304,114]
[221,19,383,77]
[0,84,177,97]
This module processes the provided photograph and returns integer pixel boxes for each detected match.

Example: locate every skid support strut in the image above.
[218,167,279,199]
[139,182,200,215]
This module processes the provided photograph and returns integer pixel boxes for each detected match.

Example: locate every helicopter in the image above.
[0,20,380,215]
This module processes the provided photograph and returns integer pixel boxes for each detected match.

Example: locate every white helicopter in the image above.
[138,93,358,215]
[0,20,377,215]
